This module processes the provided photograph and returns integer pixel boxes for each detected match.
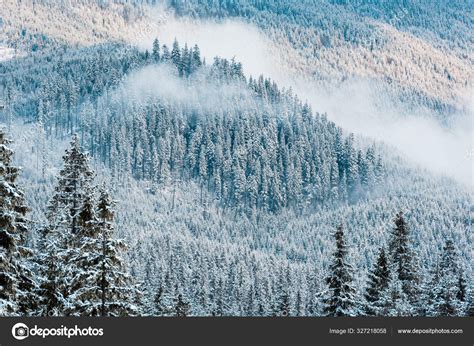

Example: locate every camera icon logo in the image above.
[12,323,29,340]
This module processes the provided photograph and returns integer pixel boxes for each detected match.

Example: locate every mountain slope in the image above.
[1,1,472,114]
[0,1,471,317]
[169,0,473,115]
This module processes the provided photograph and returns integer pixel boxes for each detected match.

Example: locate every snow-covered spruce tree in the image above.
[275,288,291,317]
[0,130,37,316]
[378,274,415,317]
[152,286,167,316]
[64,185,98,315]
[47,134,94,238]
[364,247,390,316]
[294,289,303,316]
[67,188,140,316]
[174,292,190,317]
[38,134,94,315]
[456,274,468,315]
[419,261,440,316]
[388,212,420,311]
[96,188,141,316]
[36,226,68,316]
[171,39,181,72]
[273,266,292,316]
[323,224,358,316]
[432,240,465,316]
[152,38,160,62]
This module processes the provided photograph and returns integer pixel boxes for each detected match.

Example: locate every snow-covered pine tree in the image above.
[456,274,468,316]
[152,285,166,316]
[274,265,293,316]
[378,275,415,317]
[388,212,419,308]
[36,224,70,316]
[294,289,304,316]
[174,292,190,317]
[191,44,202,72]
[180,43,190,76]
[38,134,94,315]
[65,185,99,315]
[171,39,181,70]
[419,261,439,316]
[67,188,140,316]
[323,224,358,316]
[275,288,291,317]
[432,240,464,316]
[152,38,160,62]
[47,134,94,238]
[161,44,170,62]
[0,130,37,316]
[364,247,390,315]
[97,188,141,316]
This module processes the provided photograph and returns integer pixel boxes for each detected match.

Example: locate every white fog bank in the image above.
[136,9,473,187]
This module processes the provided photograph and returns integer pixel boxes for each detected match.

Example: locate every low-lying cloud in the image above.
[113,64,253,114]
[139,8,279,79]
[136,8,473,187]
[298,78,473,187]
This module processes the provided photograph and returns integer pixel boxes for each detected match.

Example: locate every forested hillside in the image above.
[2,0,472,115]
[169,0,473,115]
[2,40,384,212]
[0,1,472,317]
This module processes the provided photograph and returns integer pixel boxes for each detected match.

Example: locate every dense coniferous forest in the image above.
[0,1,472,317]
[2,40,384,213]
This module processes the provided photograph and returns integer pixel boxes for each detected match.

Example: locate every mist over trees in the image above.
[168,0,471,114]
[2,39,384,214]
[0,6,471,317]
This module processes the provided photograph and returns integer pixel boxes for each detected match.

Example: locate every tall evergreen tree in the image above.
[161,44,170,62]
[274,283,291,317]
[65,186,98,315]
[38,134,94,315]
[174,292,190,317]
[96,189,141,316]
[36,226,67,316]
[67,188,140,316]
[378,275,415,316]
[152,286,167,316]
[419,262,440,316]
[388,212,419,306]
[432,240,465,316]
[191,44,202,71]
[456,274,468,315]
[171,39,181,70]
[152,38,160,62]
[47,134,94,238]
[0,130,37,316]
[364,247,390,315]
[323,224,357,316]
